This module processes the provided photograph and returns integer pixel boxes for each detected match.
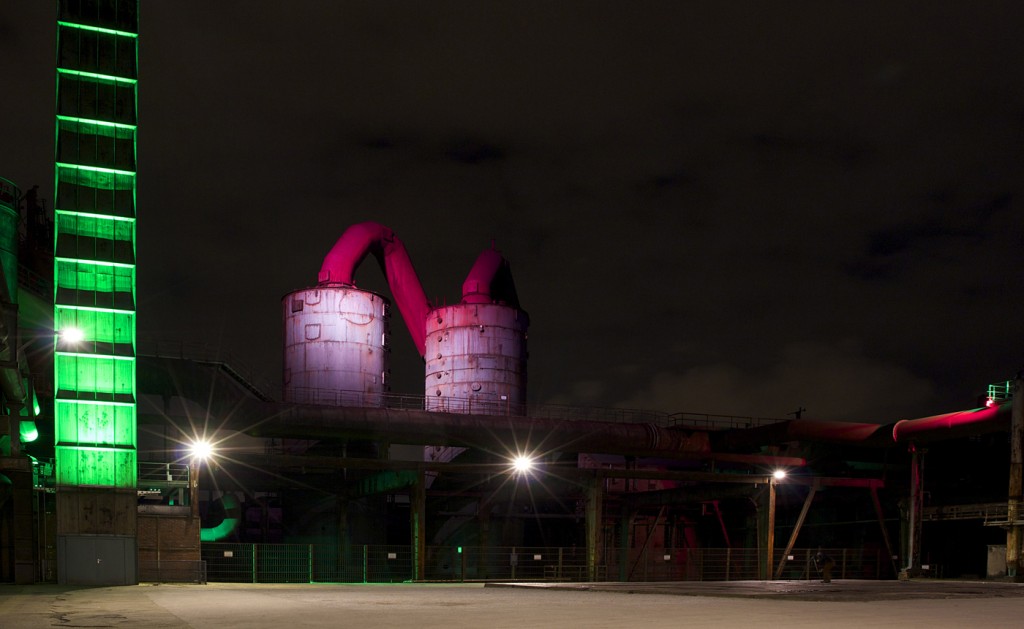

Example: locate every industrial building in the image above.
[1,1,1022,587]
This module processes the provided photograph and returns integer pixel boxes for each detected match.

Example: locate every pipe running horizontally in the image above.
[891,402,1012,443]
[720,401,1013,450]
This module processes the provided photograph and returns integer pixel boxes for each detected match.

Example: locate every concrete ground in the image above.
[2,580,1023,628]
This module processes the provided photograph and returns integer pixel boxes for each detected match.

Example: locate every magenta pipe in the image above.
[462,248,503,303]
[317,222,431,356]
[892,402,1012,443]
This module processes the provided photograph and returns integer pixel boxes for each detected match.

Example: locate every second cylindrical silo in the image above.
[282,286,391,406]
[424,303,528,415]
[0,176,19,303]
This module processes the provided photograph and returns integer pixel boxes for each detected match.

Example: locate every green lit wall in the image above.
[54,1,139,489]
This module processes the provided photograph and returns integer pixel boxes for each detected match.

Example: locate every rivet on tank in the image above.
[425,248,529,415]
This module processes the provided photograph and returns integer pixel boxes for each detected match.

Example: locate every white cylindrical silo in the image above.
[424,303,528,415]
[283,286,391,406]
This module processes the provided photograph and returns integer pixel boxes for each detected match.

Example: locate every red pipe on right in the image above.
[891,402,1012,443]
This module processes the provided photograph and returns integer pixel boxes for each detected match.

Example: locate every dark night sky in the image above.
[2,2,1022,422]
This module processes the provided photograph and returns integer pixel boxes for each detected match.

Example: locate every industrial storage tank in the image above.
[282,286,391,406]
[425,249,528,415]
[0,176,19,303]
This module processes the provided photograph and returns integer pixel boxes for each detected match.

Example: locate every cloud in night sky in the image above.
[614,340,937,422]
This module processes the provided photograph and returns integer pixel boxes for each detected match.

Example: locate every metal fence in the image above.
[202,543,891,583]
[139,560,207,584]
[604,547,893,582]
[202,544,414,584]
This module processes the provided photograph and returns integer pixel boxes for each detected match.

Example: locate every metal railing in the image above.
[139,560,207,584]
[137,336,791,430]
[668,412,786,431]
[201,543,892,583]
[283,386,786,431]
[987,380,1014,404]
[924,502,1008,523]
[138,461,191,485]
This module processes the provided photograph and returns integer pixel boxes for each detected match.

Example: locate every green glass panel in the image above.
[57,119,137,171]
[55,400,135,446]
[57,68,137,85]
[58,24,138,78]
[55,354,135,396]
[56,209,135,223]
[55,213,135,265]
[57,115,136,131]
[56,73,137,123]
[58,20,140,39]
[55,164,135,217]
[57,74,137,125]
[55,161,134,177]
[56,306,135,347]
[56,212,134,240]
[58,0,139,35]
[55,259,134,293]
[57,163,134,189]
[55,445,136,487]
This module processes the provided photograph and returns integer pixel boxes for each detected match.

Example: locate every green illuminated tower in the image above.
[53,0,139,585]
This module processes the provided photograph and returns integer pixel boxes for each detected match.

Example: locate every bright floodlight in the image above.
[189,440,214,461]
[61,327,85,343]
[512,455,535,474]
[773,469,787,480]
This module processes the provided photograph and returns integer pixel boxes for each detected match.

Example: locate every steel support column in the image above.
[411,471,426,581]
[338,497,351,577]
[1007,376,1023,580]
[477,497,491,579]
[585,477,603,582]
[766,478,776,580]
[629,506,665,581]
[774,480,817,579]
[870,485,899,577]
[901,444,925,579]
[617,503,634,582]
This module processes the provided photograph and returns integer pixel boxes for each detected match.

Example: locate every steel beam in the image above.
[586,477,603,582]
[411,471,426,581]
[1007,376,1023,580]
[774,480,817,579]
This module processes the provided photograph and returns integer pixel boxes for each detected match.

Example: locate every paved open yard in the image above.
[2,580,1023,628]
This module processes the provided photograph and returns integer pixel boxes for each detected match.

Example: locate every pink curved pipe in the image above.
[724,401,1012,448]
[892,402,1011,443]
[461,247,521,307]
[318,222,430,356]
[462,249,503,303]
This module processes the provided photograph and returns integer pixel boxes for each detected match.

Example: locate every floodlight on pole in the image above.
[512,455,535,474]
[773,469,787,481]
[189,439,214,462]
